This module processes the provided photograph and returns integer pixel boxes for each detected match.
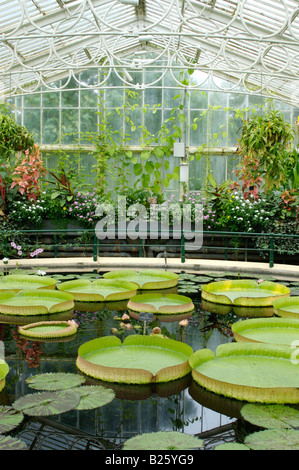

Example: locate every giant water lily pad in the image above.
[127,293,194,314]
[57,278,138,301]
[26,372,86,391]
[272,296,299,319]
[0,406,24,434]
[103,269,179,290]
[76,335,193,384]
[123,431,203,450]
[232,318,299,347]
[0,360,9,392]
[0,289,74,315]
[13,389,80,416]
[201,279,290,306]
[0,274,56,292]
[241,404,299,430]
[18,320,78,339]
[189,342,299,403]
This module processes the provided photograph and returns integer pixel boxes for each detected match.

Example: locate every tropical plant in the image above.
[237,106,295,195]
[0,105,35,160]
[10,144,46,200]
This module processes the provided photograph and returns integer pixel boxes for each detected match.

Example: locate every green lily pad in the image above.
[73,385,115,410]
[57,278,138,301]
[0,289,74,315]
[0,274,56,292]
[77,335,193,384]
[189,342,299,403]
[0,360,9,392]
[12,389,80,416]
[0,406,24,434]
[241,404,299,429]
[214,442,250,450]
[18,320,78,339]
[0,435,27,450]
[272,296,299,319]
[122,431,203,450]
[232,318,299,346]
[26,372,86,391]
[244,428,299,450]
[127,293,194,314]
[103,269,179,290]
[201,279,290,306]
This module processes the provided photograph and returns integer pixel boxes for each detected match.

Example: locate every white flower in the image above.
[2,257,9,263]
[37,270,46,276]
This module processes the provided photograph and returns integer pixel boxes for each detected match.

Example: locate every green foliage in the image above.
[0,104,35,160]
[237,106,295,194]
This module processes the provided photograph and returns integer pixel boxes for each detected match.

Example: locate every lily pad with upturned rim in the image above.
[103,269,179,290]
[57,278,139,302]
[0,360,9,392]
[26,372,86,391]
[272,296,299,319]
[127,293,194,314]
[232,317,299,346]
[18,320,78,339]
[201,279,290,306]
[12,389,80,416]
[0,289,74,315]
[122,431,203,450]
[189,342,299,403]
[76,334,193,384]
[0,274,56,292]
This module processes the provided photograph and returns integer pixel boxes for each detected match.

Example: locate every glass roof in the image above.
[0,0,299,105]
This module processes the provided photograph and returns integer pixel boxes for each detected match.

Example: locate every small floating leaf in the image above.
[123,431,203,450]
[0,406,24,434]
[241,404,299,430]
[73,385,115,410]
[13,390,80,416]
[244,429,299,450]
[214,442,250,450]
[0,435,27,450]
[26,372,86,391]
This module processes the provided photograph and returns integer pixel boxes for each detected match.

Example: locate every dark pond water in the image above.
[1,271,298,451]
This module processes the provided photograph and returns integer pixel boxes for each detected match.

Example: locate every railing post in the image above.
[269,236,274,268]
[93,231,97,262]
[181,233,185,263]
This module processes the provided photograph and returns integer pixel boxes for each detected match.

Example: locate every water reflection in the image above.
[0,296,250,450]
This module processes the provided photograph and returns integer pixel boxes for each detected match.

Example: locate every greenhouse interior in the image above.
[0,0,299,452]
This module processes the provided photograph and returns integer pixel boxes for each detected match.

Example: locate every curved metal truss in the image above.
[1,0,299,105]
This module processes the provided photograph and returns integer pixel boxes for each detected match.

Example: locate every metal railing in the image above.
[0,228,298,268]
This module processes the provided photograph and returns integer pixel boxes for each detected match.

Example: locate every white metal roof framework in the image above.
[1,0,299,106]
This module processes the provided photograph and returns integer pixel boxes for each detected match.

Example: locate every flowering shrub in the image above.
[68,190,98,226]
[160,193,219,230]
[9,196,47,226]
[6,241,44,259]
[216,191,272,232]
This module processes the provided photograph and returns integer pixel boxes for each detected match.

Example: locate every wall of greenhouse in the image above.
[6,66,299,199]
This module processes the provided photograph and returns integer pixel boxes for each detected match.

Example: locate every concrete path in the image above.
[1,256,298,280]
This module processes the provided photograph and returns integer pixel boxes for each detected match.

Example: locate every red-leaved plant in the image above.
[11,144,46,200]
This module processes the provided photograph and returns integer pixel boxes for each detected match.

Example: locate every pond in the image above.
[1,270,298,451]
